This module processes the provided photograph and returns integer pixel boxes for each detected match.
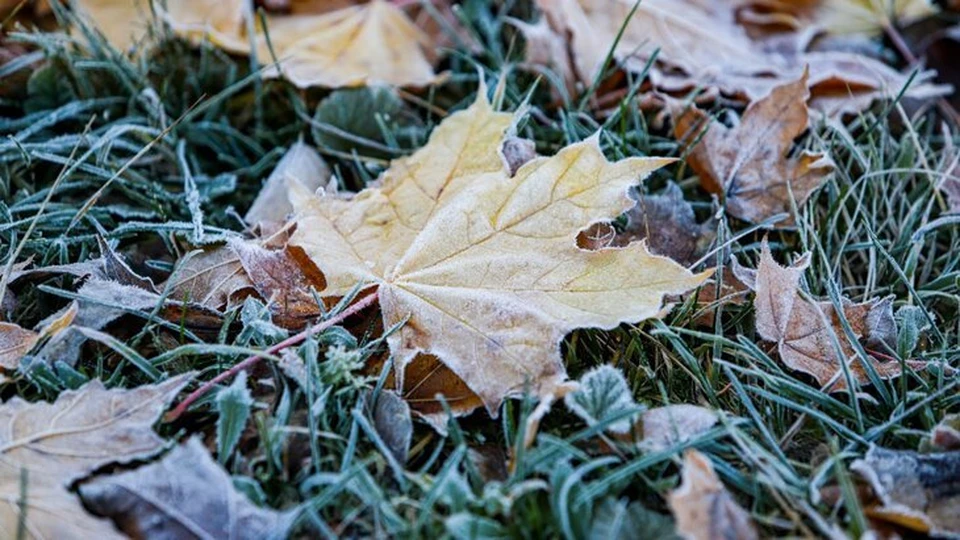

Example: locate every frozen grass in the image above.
[1,1,957,537]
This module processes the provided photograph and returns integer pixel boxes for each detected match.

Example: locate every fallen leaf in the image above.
[0,322,37,370]
[230,240,327,323]
[76,0,441,88]
[610,183,715,267]
[166,247,254,310]
[368,389,413,464]
[246,141,331,226]
[36,278,221,366]
[668,449,758,540]
[851,446,960,537]
[0,302,77,373]
[0,375,192,539]
[640,405,719,452]
[292,88,709,414]
[672,70,835,227]
[743,0,937,37]
[533,0,945,114]
[80,437,295,539]
[733,241,924,390]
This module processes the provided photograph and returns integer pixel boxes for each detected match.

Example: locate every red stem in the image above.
[166,291,379,421]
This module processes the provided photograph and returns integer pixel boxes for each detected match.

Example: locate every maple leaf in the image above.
[671,70,835,227]
[75,0,439,88]
[0,375,192,539]
[80,437,295,539]
[292,89,709,414]
[733,241,925,390]
[532,0,945,115]
[668,450,759,540]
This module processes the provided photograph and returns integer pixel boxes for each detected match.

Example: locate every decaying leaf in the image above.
[292,88,709,415]
[245,141,331,226]
[166,240,326,324]
[0,322,38,370]
[733,241,924,390]
[369,389,413,464]
[80,437,295,539]
[579,183,715,266]
[850,446,960,537]
[532,0,945,115]
[672,71,834,227]
[640,405,719,452]
[0,375,192,539]
[75,0,440,88]
[668,450,759,540]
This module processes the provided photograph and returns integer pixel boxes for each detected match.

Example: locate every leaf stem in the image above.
[166,291,379,421]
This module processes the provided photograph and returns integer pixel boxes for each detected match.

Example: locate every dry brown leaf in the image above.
[733,241,924,391]
[75,0,440,88]
[533,0,945,115]
[292,88,710,414]
[80,437,295,539]
[851,446,960,537]
[166,240,326,324]
[0,322,37,370]
[672,70,834,227]
[668,449,759,540]
[245,141,331,226]
[0,375,192,539]
[166,247,253,310]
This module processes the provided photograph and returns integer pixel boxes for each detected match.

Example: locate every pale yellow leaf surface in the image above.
[74,0,438,88]
[293,90,709,412]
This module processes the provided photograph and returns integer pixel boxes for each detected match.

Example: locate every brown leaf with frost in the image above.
[166,239,326,324]
[740,0,936,37]
[615,183,715,267]
[532,0,946,115]
[0,322,37,371]
[0,375,192,539]
[668,449,759,540]
[80,437,294,539]
[733,241,924,391]
[75,0,440,88]
[672,71,834,227]
[850,446,960,537]
[292,87,710,415]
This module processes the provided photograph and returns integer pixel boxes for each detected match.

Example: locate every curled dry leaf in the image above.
[166,240,326,325]
[245,141,331,226]
[668,449,759,540]
[579,183,715,267]
[0,375,192,539]
[671,70,834,227]
[733,241,925,391]
[850,446,960,537]
[532,0,945,115]
[75,0,440,88]
[80,437,295,539]
[292,87,709,416]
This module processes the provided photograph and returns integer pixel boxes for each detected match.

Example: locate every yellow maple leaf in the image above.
[74,0,437,88]
[292,87,710,413]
